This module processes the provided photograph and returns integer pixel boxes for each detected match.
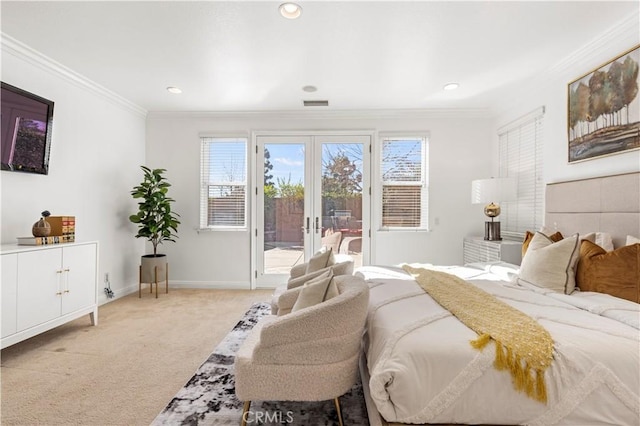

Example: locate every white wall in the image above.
[493,14,640,184]
[5,10,635,297]
[1,37,147,302]
[146,111,493,289]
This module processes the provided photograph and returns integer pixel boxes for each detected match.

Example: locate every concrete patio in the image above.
[264,246,363,274]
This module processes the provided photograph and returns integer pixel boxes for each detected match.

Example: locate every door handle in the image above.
[304,217,310,234]
[64,268,70,293]
[56,269,63,295]
[315,217,320,234]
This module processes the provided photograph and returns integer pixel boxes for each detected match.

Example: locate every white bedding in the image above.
[357,262,640,426]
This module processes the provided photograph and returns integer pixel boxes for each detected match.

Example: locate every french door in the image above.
[253,133,370,288]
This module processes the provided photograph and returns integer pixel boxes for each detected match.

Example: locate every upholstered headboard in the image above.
[545,172,640,248]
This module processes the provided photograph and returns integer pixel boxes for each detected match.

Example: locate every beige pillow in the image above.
[320,231,342,253]
[291,272,335,312]
[576,240,639,303]
[306,247,333,273]
[287,268,332,289]
[518,232,580,294]
[330,260,354,276]
[327,247,336,266]
[324,278,339,300]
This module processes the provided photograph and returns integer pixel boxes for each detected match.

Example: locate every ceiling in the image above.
[1,1,638,113]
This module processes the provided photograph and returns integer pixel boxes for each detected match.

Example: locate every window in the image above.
[380,135,429,229]
[200,137,248,229]
[498,107,545,239]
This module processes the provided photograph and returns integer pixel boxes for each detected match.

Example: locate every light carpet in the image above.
[152,302,369,426]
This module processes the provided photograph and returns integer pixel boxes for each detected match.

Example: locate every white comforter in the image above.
[357,262,640,426]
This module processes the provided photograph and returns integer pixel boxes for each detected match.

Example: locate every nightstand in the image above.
[463,237,522,265]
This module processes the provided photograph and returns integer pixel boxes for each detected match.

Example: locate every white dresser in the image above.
[1,241,98,349]
[463,237,522,265]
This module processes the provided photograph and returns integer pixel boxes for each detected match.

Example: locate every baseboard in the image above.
[97,281,258,305]
[98,283,138,305]
[254,283,281,290]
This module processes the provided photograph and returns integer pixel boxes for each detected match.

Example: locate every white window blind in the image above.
[498,107,545,239]
[200,137,248,229]
[380,136,429,229]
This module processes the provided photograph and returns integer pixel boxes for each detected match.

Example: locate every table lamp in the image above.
[471,177,517,241]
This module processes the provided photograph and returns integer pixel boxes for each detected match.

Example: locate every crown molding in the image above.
[492,10,639,118]
[146,107,492,121]
[546,10,640,78]
[1,33,147,118]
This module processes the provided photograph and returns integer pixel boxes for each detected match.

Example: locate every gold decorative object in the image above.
[483,202,501,218]
[32,210,51,237]
[471,178,517,241]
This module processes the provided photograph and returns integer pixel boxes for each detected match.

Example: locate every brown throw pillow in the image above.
[576,240,640,303]
[522,230,563,258]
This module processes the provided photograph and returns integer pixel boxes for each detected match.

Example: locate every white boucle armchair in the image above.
[270,253,354,315]
[235,275,369,426]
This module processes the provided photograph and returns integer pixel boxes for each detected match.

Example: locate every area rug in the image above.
[152,302,369,425]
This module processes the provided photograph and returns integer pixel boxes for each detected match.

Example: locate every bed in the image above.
[357,172,640,426]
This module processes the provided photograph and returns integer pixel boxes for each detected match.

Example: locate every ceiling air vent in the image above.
[303,100,329,107]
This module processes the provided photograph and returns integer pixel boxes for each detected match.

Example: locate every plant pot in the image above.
[140,254,168,284]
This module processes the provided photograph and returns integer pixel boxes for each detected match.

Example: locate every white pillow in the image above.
[596,232,614,251]
[518,232,580,294]
[627,235,640,245]
[291,272,335,312]
[581,232,614,251]
[539,225,558,236]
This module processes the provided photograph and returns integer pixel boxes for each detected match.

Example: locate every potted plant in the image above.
[129,166,180,289]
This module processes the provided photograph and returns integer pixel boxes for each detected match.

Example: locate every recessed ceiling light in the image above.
[279,2,302,19]
[443,83,459,91]
[166,86,182,94]
[302,85,317,93]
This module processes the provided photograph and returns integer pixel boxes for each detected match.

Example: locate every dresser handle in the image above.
[56,270,63,295]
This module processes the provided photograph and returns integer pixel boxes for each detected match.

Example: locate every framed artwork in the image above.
[567,45,639,163]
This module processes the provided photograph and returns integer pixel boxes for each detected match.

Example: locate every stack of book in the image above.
[49,216,76,243]
[17,216,76,245]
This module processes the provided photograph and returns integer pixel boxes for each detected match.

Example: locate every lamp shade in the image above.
[471,178,517,204]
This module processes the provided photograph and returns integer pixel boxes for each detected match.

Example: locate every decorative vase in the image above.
[140,254,168,284]
[484,202,501,218]
[32,217,51,237]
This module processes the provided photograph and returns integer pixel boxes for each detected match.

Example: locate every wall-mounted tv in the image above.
[1,82,54,175]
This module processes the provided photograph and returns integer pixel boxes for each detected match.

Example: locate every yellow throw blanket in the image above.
[403,265,554,403]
